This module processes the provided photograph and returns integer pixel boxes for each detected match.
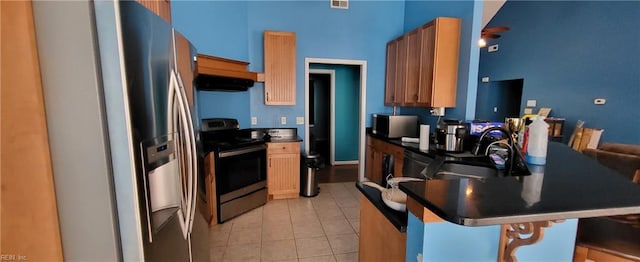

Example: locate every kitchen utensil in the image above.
[362,181,413,212]
[436,119,468,152]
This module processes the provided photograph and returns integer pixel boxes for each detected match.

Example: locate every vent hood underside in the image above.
[196,54,257,91]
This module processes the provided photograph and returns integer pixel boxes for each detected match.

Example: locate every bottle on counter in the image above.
[525,116,549,165]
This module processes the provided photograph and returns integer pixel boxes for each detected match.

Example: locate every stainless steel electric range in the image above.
[201,118,267,223]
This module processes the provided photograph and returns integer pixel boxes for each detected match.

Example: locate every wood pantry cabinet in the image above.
[263,31,296,105]
[365,136,405,181]
[267,142,301,199]
[384,17,461,108]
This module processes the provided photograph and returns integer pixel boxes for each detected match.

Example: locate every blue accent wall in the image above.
[310,64,360,161]
[173,1,406,146]
[479,1,640,144]
[171,1,488,148]
[171,0,252,127]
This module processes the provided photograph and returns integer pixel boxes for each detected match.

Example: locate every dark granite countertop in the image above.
[399,142,640,226]
[356,182,408,232]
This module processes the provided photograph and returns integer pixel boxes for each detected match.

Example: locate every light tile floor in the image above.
[210,182,361,262]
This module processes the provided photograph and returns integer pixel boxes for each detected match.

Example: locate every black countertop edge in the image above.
[402,180,640,227]
[355,182,408,232]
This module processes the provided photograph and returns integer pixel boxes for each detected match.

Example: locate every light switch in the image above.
[526,100,537,107]
[296,117,304,125]
[251,117,257,125]
[281,117,287,125]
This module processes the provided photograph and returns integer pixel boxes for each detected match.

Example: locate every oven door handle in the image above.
[219,144,267,158]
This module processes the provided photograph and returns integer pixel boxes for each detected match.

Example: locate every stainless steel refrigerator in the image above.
[33,1,208,261]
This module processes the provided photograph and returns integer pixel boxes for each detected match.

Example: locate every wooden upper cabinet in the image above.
[384,17,461,108]
[136,0,172,24]
[428,17,461,107]
[384,40,398,105]
[264,31,296,105]
[404,30,422,106]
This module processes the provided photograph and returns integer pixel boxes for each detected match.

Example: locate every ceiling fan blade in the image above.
[483,26,510,33]
[482,32,502,39]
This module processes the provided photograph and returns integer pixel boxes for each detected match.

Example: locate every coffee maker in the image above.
[436,119,468,152]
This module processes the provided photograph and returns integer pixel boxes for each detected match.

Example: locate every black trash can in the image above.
[300,153,323,197]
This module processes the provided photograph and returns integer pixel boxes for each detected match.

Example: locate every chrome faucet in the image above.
[473,127,529,176]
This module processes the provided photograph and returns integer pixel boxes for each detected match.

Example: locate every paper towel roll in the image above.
[419,125,429,150]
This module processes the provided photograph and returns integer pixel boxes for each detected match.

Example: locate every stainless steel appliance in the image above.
[201,118,267,223]
[118,2,207,261]
[372,114,418,138]
[32,1,207,261]
[436,120,468,152]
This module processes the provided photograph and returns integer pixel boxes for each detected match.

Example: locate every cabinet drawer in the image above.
[267,142,300,154]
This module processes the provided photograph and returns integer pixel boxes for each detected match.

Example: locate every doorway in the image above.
[305,58,367,181]
[475,79,524,121]
[308,70,333,163]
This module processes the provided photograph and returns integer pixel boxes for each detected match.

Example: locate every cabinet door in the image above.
[404,30,422,106]
[394,36,408,105]
[267,142,300,199]
[267,153,300,199]
[264,31,296,105]
[430,17,461,107]
[384,41,398,106]
[418,24,436,107]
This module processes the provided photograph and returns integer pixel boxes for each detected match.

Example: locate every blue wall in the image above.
[171,1,253,127]
[479,1,640,144]
[172,1,488,148]
[246,1,405,151]
[310,64,360,161]
[174,0,406,146]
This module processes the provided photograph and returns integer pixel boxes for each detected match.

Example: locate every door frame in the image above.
[309,69,338,165]
[304,58,367,181]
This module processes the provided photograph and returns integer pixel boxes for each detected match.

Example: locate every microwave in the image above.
[372,114,418,138]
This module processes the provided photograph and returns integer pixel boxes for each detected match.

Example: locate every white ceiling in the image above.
[482,0,507,28]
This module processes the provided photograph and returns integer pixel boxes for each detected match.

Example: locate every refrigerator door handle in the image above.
[175,72,198,234]
[169,71,192,240]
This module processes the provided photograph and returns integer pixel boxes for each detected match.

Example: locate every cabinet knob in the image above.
[282,146,286,150]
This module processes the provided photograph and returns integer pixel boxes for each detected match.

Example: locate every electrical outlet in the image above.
[481,77,490,83]
[430,107,445,116]
[280,116,287,125]
[526,100,537,107]
[251,117,257,125]
[524,108,533,114]
[296,117,304,125]
[488,44,499,52]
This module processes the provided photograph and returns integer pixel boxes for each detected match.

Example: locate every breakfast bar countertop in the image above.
[399,142,640,226]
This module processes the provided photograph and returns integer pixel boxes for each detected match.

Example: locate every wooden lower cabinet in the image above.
[365,135,405,181]
[204,152,218,227]
[574,244,638,262]
[267,142,301,199]
[359,196,406,262]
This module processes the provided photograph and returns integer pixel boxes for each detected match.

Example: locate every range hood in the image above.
[195,54,257,91]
